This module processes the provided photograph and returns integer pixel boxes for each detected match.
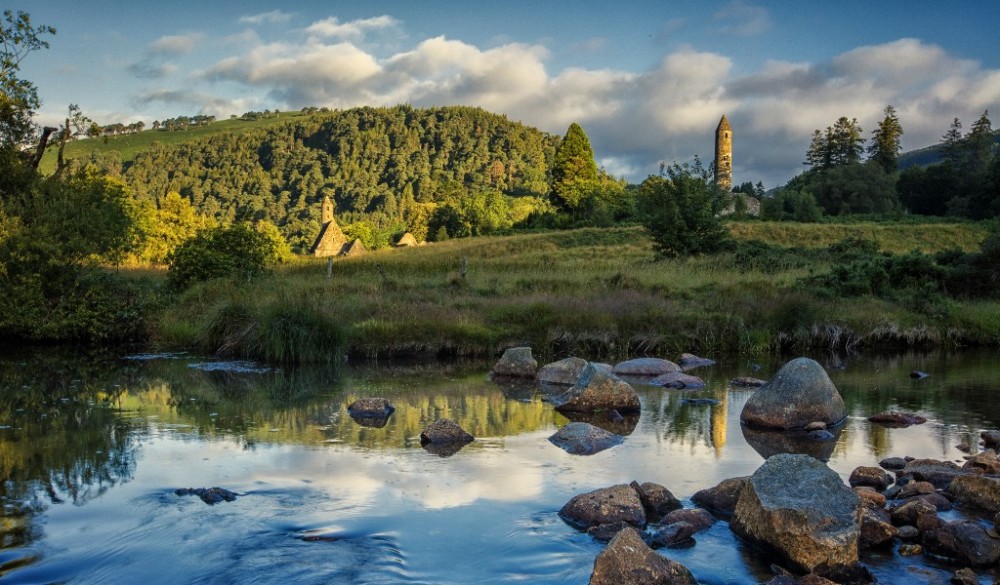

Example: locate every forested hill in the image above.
[91,106,560,251]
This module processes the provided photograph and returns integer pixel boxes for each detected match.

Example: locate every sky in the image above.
[14,0,1000,187]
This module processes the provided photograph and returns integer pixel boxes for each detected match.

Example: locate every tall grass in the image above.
[150,223,999,363]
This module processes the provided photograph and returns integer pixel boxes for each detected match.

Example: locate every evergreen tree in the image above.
[868,105,904,173]
[637,163,731,258]
[550,122,598,210]
[966,110,994,177]
[805,118,863,169]
[941,118,964,170]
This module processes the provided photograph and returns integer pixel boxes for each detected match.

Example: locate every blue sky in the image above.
[15,0,1000,187]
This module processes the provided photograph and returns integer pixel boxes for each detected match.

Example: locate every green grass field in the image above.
[39,111,310,174]
[148,222,997,363]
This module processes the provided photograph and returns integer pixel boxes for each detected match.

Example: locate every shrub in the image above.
[167,223,284,291]
[637,163,732,258]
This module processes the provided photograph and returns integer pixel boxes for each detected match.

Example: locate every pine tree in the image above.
[868,105,904,173]
[941,118,964,170]
[550,122,598,210]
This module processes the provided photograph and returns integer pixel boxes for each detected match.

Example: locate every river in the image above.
[1,348,998,584]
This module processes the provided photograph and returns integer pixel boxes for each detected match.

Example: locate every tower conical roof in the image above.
[717,115,730,132]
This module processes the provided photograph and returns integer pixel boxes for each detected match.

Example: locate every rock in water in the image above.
[420,419,474,445]
[589,527,696,585]
[175,487,238,505]
[730,454,861,576]
[536,356,589,385]
[947,476,1000,514]
[740,357,847,430]
[923,520,1000,567]
[347,398,395,427]
[559,484,646,530]
[677,353,715,371]
[650,372,705,389]
[613,357,680,377]
[691,476,749,520]
[548,422,623,455]
[553,364,640,414]
[867,411,927,427]
[491,347,537,378]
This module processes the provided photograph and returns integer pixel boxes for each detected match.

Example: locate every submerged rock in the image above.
[923,520,1000,567]
[175,487,238,505]
[491,347,537,378]
[659,508,715,533]
[740,358,847,430]
[650,372,705,389]
[589,527,696,585]
[536,357,588,385]
[730,454,861,576]
[867,411,927,427]
[730,376,767,388]
[553,364,640,414]
[548,422,623,455]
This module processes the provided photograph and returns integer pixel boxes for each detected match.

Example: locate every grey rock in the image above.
[963,450,1000,475]
[659,508,715,533]
[859,507,898,549]
[589,527,696,585]
[867,411,927,427]
[613,357,680,377]
[948,476,1000,514]
[678,353,715,371]
[548,422,623,455]
[897,458,982,490]
[175,487,238,505]
[951,568,978,585]
[586,521,634,543]
[491,347,537,378]
[923,520,1000,567]
[536,357,588,385]
[631,481,682,521]
[731,376,767,388]
[740,358,847,430]
[553,364,640,414]
[347,398,395,427]
[559,484,646,530]
[730,454,861,575]
[982,430,1000,449]
[691,476,749,520]
[889,498,937,526]
[897,525,920,540]
[649,521,697,549]
[879,457,908,470]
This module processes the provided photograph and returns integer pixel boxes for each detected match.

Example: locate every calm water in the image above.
[1,348,998,584]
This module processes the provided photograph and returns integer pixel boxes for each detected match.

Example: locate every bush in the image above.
[637,163,732,258]
[167,223,284,291]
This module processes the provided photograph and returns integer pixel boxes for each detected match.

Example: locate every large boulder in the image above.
[589,527,696,585]
[537,356,589,385]
[730,454,861,576]
[553,364,640,414]
[491,347,537,378]
[559,484,646,530]
[613,357,680,377]
[947,476,1000,514]
[548,422,623,455]
[740,358,847,430]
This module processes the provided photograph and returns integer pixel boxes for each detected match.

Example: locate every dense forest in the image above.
[116,106,561,251]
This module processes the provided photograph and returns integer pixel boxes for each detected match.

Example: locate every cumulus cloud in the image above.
[134,88,254,117]
[239,10,294,25]
[305,15,399,40]
[148,23,997,187]
[149,33,204,56]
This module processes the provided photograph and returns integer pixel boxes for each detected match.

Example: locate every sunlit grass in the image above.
[150,223,999,362]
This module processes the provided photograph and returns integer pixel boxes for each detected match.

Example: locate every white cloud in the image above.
[305,15,399,40]
[149,33,204,56]
[239,10,294,25]
[713,0,771,36]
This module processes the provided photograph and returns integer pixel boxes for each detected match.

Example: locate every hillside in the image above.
[898,133,1000,169]
[48,105,561,251]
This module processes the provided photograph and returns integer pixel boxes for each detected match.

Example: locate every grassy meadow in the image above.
[148,221,998,363]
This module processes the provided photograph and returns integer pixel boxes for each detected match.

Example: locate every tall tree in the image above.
[0,9,56,150]
[868,105,904,173]
[805,118,863,169]
[550,122,597,210]
[965,110,994,177]
[941,117,964,170]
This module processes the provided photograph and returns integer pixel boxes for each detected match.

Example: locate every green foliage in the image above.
[785,163,899,215]
[1,9,56,149]
[550,122,598,210]
[761,188,823,222]
[637,163,732,258]
[167,223,284,290]
[732,240,806,274]
[868,105,904,173]
[805,116,865,170]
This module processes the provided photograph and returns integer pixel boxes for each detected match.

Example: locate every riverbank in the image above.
[148,222,999,363]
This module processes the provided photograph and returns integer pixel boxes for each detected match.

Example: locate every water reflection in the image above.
[0,348,998,583]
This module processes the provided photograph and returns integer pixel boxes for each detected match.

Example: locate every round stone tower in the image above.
[715,115,732,191]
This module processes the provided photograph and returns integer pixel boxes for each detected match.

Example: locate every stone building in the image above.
[714,115,732,191]
[309,196,354,256]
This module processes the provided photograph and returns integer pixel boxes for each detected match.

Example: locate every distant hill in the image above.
[49,105,561,251]
[898,133,1000,170]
